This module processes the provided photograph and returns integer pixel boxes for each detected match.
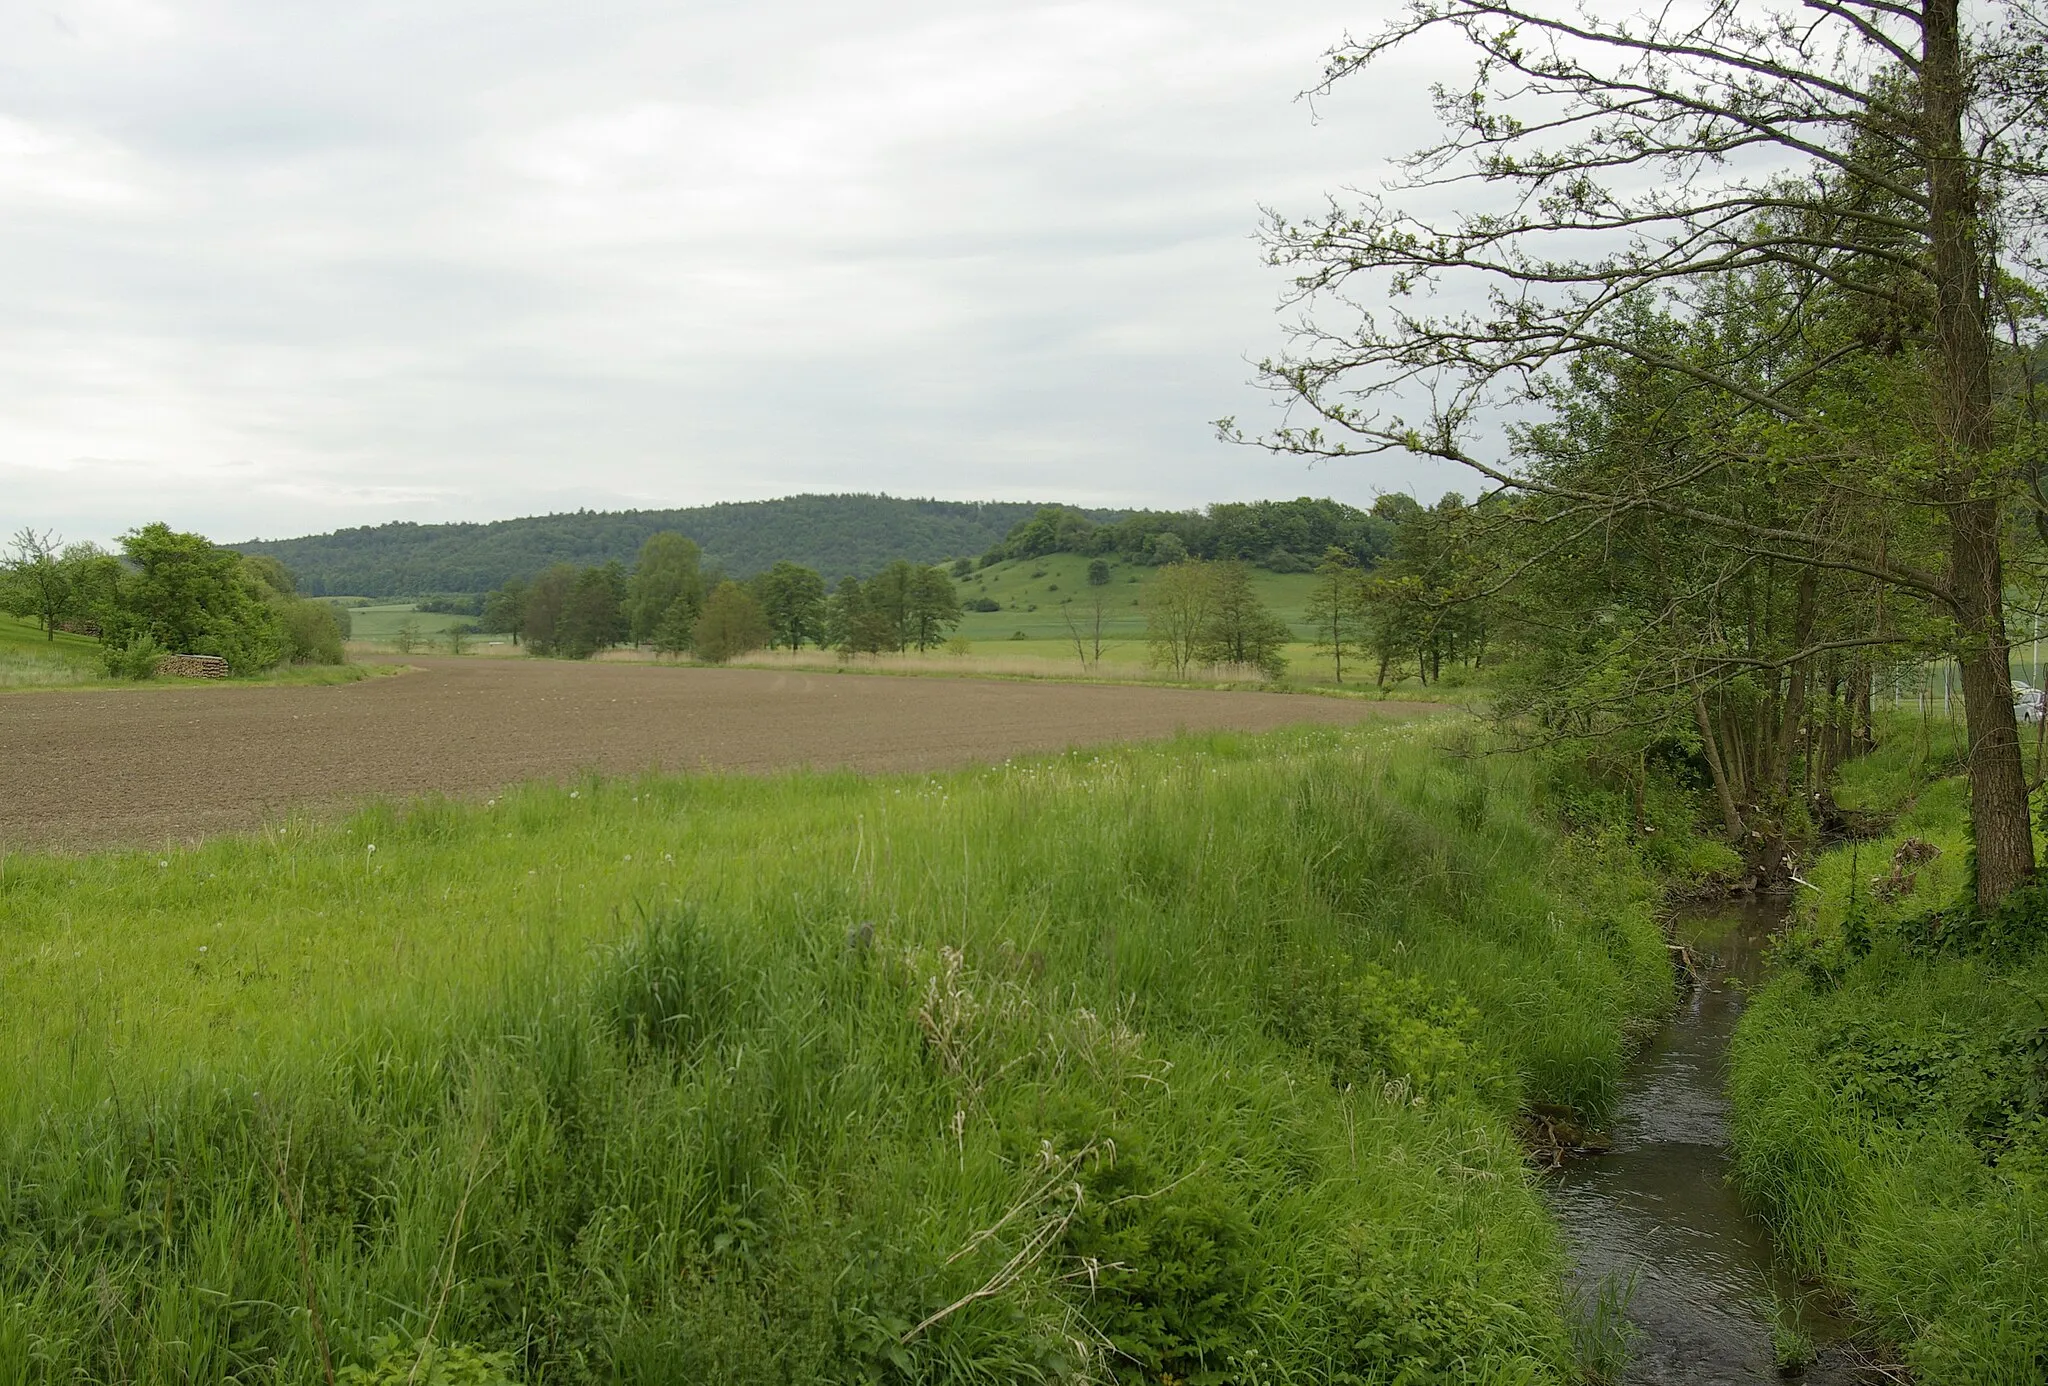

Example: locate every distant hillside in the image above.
[234,495,1118,596]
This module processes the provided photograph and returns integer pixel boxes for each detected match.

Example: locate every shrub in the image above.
[337,1337,518,1386]
[100,633,166,680]
[280,598,346,664]
[965,597,1000,612]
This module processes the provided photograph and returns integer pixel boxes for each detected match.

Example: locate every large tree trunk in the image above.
[1926,0,2035,911]
[1951,501,2034,911]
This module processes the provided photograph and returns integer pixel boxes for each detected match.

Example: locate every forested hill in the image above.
[233,495,1113,596]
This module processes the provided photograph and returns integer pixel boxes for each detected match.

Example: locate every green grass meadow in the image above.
[0,724,1671,1383]
[0,614,104,688]
[1729,712,2048,1383]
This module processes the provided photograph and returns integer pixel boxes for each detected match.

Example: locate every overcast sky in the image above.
[0,1,1468,546]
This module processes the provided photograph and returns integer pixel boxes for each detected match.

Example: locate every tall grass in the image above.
[0,725,1669,1382]
[1729,713,2048,1384]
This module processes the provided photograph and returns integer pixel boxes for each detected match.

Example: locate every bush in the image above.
[279,598,347,664]
[1087,559,1112,585]
[965,597,1000,612]
[100,633,166,680]
[337,1337,518,1386]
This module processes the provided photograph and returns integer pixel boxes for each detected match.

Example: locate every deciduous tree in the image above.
[1237,0,2048,908]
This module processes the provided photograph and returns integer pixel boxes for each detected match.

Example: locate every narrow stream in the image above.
[1547,896,1874,1384]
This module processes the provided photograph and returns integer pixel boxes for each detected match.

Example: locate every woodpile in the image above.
[159,654,229,679]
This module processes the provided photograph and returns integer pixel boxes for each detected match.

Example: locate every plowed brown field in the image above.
[0,659,1436,851]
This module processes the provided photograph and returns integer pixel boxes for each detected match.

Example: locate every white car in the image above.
[2017,683,2045,724]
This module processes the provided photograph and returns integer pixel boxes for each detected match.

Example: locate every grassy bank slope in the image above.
[1729,716,2048,1383]
[0,726,1669,1383]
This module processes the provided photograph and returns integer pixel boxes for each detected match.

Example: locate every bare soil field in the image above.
[0,658,1437,851]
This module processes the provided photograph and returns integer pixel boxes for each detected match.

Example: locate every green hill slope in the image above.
[234,495,1117,596]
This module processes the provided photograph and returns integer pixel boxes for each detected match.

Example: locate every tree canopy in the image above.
[1240,0,2048,910]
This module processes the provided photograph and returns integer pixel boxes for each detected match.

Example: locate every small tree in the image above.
[757,561,828,649]
[625,533,703,645]
[1144,561,1215,678]
[5,528,70,639]
[1061,592,1113,671]
[481,580,528,645]
[523,564,577,656]
[694,581,771,663]
[825,575,868,654]
[1087,558,1112,587]
[1196,562,1290,679]
[652,594,697,656]
[1304,548,1365,683]
[558,563,626,659]
[1149,533,1189,566]
[904,566,963,651]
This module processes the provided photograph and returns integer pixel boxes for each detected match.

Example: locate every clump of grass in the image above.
[0,725,1674,1381]
[1765,1284,1816,1376]
[1568,1269,1638,1384]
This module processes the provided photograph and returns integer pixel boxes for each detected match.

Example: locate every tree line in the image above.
[476,534,965,662]
[231,496,1098,597]
[986,496,1398,572]
[2,524,349,675]
[1235,0,2048,910]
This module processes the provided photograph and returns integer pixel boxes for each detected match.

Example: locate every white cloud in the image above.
[0,0,1470,547]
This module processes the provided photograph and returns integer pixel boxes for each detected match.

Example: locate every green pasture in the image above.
[340,602,480,644]
[0,613,102,688]
[0,724,1673,1383]
[952,554,1320,645]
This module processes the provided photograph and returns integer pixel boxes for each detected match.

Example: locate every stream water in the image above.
[1547,896,1877,1384]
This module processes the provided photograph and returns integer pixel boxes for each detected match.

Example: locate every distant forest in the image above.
[231,493,1401,596]
[232,496,1110,597]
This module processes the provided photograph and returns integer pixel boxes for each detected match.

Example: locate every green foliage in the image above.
[651,594,697,656]
[1063,1150,1259,1383]
[99,631,166,680]
[692,580,770,662]
[231,496,1085,595]
[107,523,286,674]
[1262,948,1503,1104]
[624,532,704,645]
[1732,726,2048,1382]
[337,1337,519,1386]
[279,598,347,664]
[554,561,626,658]
[521,564,578,657]
[754,560,827,649]
[479,580,527,644]
[1193,561,1290,678]
[988,497,1396,575]
[1142,560,1290,679]
[0,727,1673,1382]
